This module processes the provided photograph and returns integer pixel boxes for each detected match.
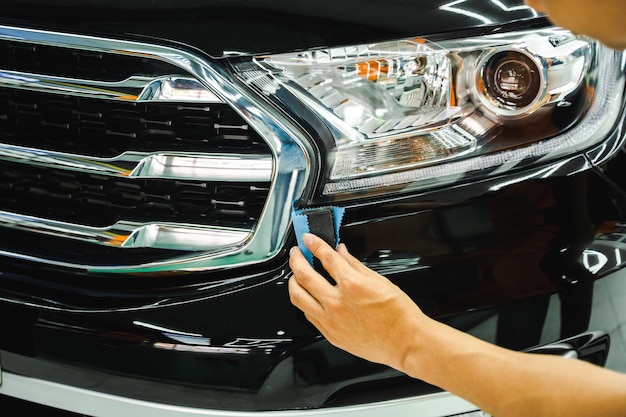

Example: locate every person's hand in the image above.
[288,233,427,371]
[289,234,626,417]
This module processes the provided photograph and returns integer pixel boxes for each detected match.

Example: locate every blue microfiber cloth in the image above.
[292,204,345,266]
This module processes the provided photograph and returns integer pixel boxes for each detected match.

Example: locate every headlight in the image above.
[248,27,625,200]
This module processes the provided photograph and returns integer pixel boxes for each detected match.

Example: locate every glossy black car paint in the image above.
[0,0,544,57]
[0,0,625,413]
[2,163,626,410]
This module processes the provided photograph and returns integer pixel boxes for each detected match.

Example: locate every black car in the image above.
[0,1,625,416]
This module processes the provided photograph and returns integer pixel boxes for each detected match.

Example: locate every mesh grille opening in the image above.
[0,39,181,81]
[0,87,270,158]
[0,160,270,228]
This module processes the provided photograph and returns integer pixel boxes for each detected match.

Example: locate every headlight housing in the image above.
[251,27,625,200]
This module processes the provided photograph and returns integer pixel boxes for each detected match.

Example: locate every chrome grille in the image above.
[0,25,311,273]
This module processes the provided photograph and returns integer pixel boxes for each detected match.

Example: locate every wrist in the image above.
[390,314,439,376]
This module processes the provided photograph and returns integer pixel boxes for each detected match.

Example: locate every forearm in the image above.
[525,0,626,50]
[288,236,626,417]
[400,318,626,417]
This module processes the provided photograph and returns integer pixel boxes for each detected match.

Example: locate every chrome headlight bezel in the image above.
[249,27,626,202]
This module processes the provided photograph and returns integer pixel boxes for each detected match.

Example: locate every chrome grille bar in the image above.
[0,70,222,103]
[0,143,273,182]
[0,211,251,250]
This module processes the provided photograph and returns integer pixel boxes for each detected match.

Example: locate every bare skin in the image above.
[288,234,626,417]
[288,3,626,415]
[525,0,626,49]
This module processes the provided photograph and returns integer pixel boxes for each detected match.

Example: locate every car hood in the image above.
[0,0,542,57]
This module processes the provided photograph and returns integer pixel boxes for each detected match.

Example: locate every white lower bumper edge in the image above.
[0,370,479,417]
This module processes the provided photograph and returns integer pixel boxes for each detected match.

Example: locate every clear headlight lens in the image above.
[253,27,625,199]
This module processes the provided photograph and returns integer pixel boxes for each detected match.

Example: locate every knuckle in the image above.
[287,280,301,302]
[292,273,309,291]
[339,273,360,292]
[325,297,344,315]
[317,250,336,267]
[288,291,299,306]
[340,278,356,293]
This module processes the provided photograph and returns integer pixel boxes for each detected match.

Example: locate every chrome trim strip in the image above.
[123,224,251,251]
[0,211,251,251]
[0,143,135,176]
[0,370,479,417]
[0,143,274,182]
[131,153,274,182]
[0,70,223,102]
[0,25,313,272]
[138,76,223,102]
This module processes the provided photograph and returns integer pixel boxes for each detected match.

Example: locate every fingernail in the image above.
[289,246,297,256]
[302,233,314,246]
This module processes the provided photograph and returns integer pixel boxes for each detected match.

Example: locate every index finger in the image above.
[289,245,336,300]
[301,233,354,284]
